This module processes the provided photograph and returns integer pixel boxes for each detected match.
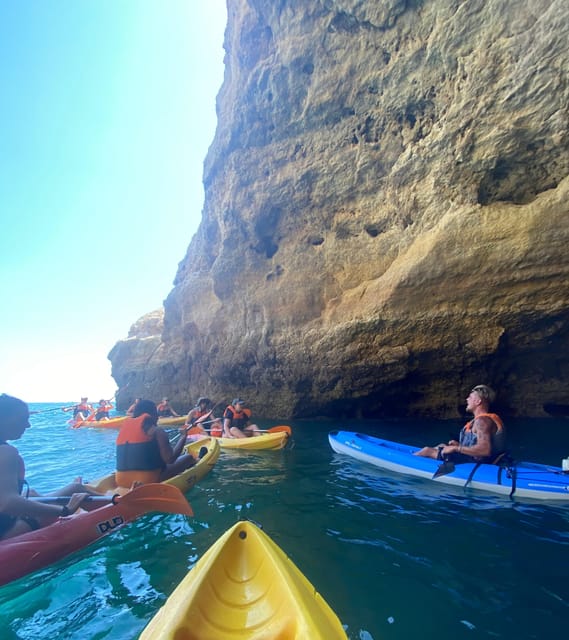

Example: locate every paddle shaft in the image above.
[30,483,193,515]
[29,495,117,505]
[30,405,75,415]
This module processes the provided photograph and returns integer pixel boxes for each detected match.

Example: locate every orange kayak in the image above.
[0,484,192,587]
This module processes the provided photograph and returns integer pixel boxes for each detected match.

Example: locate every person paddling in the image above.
[94,398,113,421]
[115,399,197,487]
[0,394,102,541]
[414,385,506,464]
[185,397,222,437]
[62,397,93,423]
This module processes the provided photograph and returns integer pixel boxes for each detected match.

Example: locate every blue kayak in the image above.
[328,430,569,501]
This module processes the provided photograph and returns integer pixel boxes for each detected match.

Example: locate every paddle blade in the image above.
[267,425,292,436]
[117,483,193,516]
[433,460,456,479]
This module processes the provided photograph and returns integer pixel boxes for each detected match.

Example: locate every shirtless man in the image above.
[0,394,100,540]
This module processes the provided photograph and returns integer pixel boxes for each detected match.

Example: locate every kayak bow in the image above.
[139,520,347,639]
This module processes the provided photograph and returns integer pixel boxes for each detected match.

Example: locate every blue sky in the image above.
[0,1,227,402]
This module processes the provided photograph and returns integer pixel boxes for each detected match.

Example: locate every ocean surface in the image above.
[1,403,568,639]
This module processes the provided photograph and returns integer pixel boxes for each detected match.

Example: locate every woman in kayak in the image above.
[414,384,506,463]
[184,397,222,437]
[94,399,113,421]
[115,399,198,487]
[0,394,101,540]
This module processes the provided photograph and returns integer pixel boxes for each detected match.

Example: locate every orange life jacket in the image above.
[116,415,163,485]
[223,405,251,430]
[95,404,111,419]
[73,403,91,417]
[460,413,506,457]
[463,413,504,432]
[192,408,209,421]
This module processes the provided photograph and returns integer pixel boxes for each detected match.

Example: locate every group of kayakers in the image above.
[125,396,261,439]
[1,384,506,543]
[0,393,266,541]
[62,397,114,424]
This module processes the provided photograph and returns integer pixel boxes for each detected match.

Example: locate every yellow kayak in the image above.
[139,520,347,639]
[88,438,220,494]
[215,430,289,450]
[157,416,186,427]
[71,416,127,429]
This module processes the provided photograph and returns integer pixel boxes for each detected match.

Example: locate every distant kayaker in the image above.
[156,397,180,418]
[185,397,222,437]
[223,399,261,438]
[0,394,102,541]
[115,399,197,487]
[414,385,506,463]
[94,399,113,421]
[61,397,93,421]
[126,397,141,416]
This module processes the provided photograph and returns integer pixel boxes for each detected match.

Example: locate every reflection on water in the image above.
[216,449,288,486]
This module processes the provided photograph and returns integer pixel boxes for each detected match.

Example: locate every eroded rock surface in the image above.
[111,0,569,418]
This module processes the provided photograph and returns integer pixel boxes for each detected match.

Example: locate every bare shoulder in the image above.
[473,415,496,434]
[0,443,18,462]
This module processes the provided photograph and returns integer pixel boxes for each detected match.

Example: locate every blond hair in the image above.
[471,385,496,405]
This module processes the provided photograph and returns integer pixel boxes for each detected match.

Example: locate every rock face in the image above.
[111,0,569,419]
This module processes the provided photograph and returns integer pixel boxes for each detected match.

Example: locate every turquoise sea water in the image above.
[1,404,568,639]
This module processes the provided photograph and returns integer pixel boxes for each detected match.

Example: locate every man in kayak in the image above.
[156,397,180,418]
[0,394,102,540]
[62,397,93,422]
[414,385,506,463]
[222,399,261,438]
[115,399,197,487]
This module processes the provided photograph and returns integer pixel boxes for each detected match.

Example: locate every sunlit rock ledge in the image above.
[110,0,569,419]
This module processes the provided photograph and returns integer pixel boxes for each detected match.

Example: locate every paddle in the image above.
[432,457,456,478]
[30,405,76,415]
[30,483,193,516]
[183,401,225,428]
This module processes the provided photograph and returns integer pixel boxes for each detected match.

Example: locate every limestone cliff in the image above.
[111,0,569,418]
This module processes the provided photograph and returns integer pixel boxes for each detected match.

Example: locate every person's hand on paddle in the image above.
[61,492,90,516]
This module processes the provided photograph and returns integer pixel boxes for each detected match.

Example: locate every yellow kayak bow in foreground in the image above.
[140,520,347,639]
